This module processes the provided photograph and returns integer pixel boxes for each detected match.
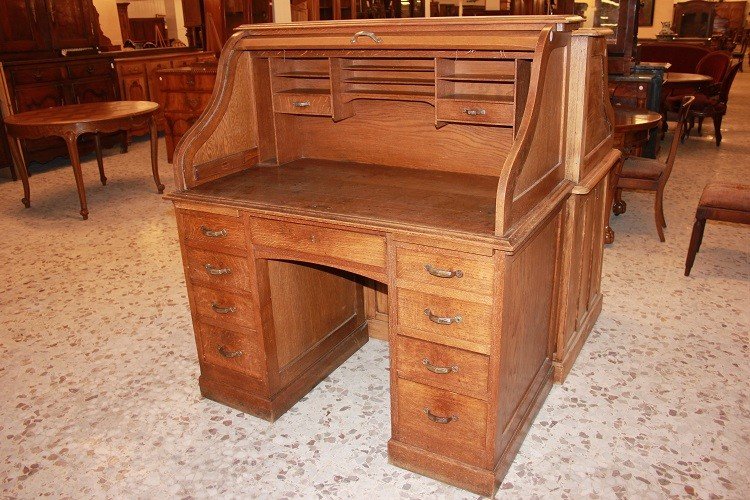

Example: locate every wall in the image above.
[93,0,123,47]
[93,0,188,46]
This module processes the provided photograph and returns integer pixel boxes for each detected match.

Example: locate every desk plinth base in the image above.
[553,292,603,383]
[199,324,369,422]
[389,361,553,497]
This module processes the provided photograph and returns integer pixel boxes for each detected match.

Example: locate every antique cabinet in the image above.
[166,18,618,496]
[157,63,218,162]
[308,0,357,20]
[673,0,716,38]
[46,0,98,49]
[714,1,747,31]
[200,0,275,52]
[114,50,216,134]
[0,0,49,54]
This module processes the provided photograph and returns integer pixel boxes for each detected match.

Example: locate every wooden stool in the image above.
[685,182,750,275]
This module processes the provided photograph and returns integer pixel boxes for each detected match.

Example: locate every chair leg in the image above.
[685,217,707,276]
[713,114,723,146]
[654,192,665,242]
[697,116,704,135]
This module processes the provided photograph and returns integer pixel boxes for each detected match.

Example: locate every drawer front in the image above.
[395,335,489,399]
[68,61,112,79]
[165,92,212,114]
[179,210,246,251]
[117,62,145,76]
[11,66,63,85]
[185,247,252,292]
[272,92,331,116]
[436,99,513,126]
[198,323,264,378]
[159,73,216,91]
[249,218,387,270]
[191,285,256,329]
[397,288,491,354]
[396,378,487,466]
[396,245,493,295]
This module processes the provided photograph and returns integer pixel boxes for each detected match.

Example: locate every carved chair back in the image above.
[696,51,731,83]
[664,95,695,184]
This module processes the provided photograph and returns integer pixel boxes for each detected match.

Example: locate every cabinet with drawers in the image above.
[167,18,618,497]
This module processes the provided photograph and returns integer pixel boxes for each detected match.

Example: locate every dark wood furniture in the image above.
[714,1,747,32]
[308,0,357,19]
[203,0,275,53]
[600,0,641,74]
[157,64,218,163]
[684,61,742,146]
[117,3,132,43]
[129,17,168,45]
[165,18,619,496]
[114,51,217,135]
[673,1,716,38]
[614,96,694,242]
[5,101,163,220]
[182,0,206,48]
[638,42,712,73]
[685,182,750,276]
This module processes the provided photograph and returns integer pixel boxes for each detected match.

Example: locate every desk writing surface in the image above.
[186,158,498,236]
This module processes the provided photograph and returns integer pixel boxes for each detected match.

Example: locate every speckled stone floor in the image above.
[1,72,748,499]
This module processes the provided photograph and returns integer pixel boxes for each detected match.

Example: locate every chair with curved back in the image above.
[613,96,695,242]
[732,30,749,71]
[684,61,741,145]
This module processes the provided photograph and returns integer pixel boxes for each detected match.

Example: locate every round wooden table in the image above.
[5,101,163,220]
[606,107,663,244]
[663,72,713,87]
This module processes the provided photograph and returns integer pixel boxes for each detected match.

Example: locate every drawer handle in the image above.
[423,408,458,424]
[186,76,196,86]
[424,264,463,279]
[200,226,227,238]
[424,308,462,325]
[33,71,43,81]
[292,101,311,108]
[218,345,243,358]
[211,302,236,314]
[204,264,231,276]
[187,97,200,108]
[351,31,382,44]
[463,108,486,116]
[422,358,458,374]
[87,65,95,74]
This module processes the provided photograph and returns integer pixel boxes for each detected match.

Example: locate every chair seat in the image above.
[620,157,665,180]
[699,182,750,212]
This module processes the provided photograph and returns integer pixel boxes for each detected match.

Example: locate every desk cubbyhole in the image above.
[339,57,435,105]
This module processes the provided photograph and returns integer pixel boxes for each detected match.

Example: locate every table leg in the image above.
[7,137,30,208]
[149,115,165,194]
[64,133,88,220]
[94,133,107,186]
[604,157,624,245]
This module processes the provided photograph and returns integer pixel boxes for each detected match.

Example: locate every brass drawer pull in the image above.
[187,97,200,108]
[200,225,228,238]
[204,264,231,275]
[463,108,486,116]
[33,71,43,81]
[424,264,463,279]
[424,308,462,325]
[423,408,458,424]
[217,345,243,358]
[292,101,311,108]
[87,65,95,74]
[422,358,458,374]
[351,31,382,44]
[211,302,236,314]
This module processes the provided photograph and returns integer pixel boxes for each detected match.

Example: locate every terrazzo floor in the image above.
[0,73,748,500]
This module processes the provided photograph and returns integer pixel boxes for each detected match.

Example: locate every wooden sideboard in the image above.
[157,64,218,163]
[114,51,216,135]
[167,18,618,496]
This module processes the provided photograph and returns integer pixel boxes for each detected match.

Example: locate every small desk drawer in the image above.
[179,211,246,251]
[396,245,493,295]
[436,99,513,126]
[396,378,487,466]
[273,92,331,116]
[165,92,212,113]
[192,285,256,329]
[11,66,63,85]
[249,218,386,270]
[395,335,489,399]
[397,288,491,354]
[67,61,112,79]
[185,247,252,291]
[198,323,264,379]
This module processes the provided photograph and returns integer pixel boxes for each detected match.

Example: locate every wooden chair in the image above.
[732,30,749,71]
[685,182,750,275]
[613,96,695,242]
[684,61,741,146]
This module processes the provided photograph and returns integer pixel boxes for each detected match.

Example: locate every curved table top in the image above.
[4,101,159,128]
[663,72,713,85]
[613,108,662,132]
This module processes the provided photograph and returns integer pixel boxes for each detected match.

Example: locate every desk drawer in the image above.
[67,61,112,79]
[165,92,212,113]
[192,285,256,329]
[249,218,386,270]
[397,288,491,354]
[198,323,264,379]
[436,98,513,126]
[179,211,246,251]
[396,245,493,295]
[395,335,489,399]
[396,378,487,466]
[273,92,331,116]
[185,247,252,291]
[11,66,63,85]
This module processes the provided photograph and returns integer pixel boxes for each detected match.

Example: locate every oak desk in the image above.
[166,18,619,496]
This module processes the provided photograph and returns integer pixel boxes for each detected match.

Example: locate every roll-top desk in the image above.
[167,17,619,496]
